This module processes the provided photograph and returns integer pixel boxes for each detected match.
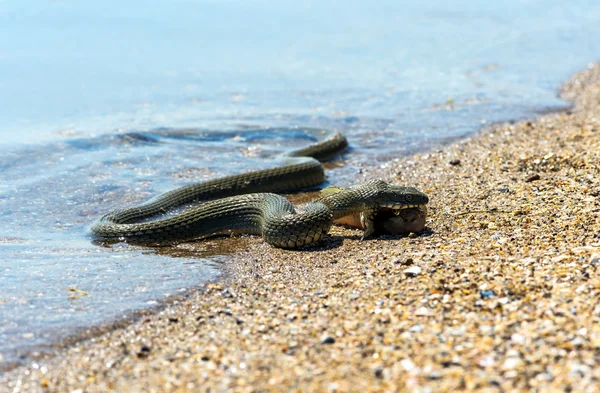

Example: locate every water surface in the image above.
[1,0,600,368]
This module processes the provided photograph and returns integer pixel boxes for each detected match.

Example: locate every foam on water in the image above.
[1,0,600,368]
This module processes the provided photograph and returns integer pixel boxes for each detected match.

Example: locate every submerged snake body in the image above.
[91,129,429,248]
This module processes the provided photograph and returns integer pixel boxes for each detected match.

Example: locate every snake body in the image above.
[91,129,428,248]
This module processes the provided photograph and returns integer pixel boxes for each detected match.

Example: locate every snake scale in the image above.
[91,128,429,248]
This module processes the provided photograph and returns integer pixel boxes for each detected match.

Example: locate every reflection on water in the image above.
[2,0,600,370]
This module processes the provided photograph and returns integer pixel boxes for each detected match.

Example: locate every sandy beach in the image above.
[3,63,600,392]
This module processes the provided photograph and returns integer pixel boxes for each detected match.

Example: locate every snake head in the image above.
[327,179,430,238]
[351,180,429,238]
[362,179,429,210]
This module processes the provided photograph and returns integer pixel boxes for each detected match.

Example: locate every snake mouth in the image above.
[374,205,428,234]
[382,203,428,212]
[377,205,427,218]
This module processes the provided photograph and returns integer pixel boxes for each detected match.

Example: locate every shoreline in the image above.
[3,63,600,391]
[0,284,223,373]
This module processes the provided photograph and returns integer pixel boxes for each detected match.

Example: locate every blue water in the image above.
[1,0,599,368]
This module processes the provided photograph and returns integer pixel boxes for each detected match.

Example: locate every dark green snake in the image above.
[91,128,428,248]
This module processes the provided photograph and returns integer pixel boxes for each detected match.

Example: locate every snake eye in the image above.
[405,195,413,202]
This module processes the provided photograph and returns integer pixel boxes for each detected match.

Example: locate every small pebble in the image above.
[525,173,541,182]
[400,358,418,372]
[404,266,422,276]
[449,158,461,166]
[427,371,443,380]
[320,335,335,345]
[480,290,496,299]
[220,289,234,298]
[502,357,524,371]
[137,345,152,359]
[415,307,433,317]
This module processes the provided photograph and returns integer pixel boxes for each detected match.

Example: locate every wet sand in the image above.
[3,63,600,392]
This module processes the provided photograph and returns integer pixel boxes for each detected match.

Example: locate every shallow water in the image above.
[1,0,600,368]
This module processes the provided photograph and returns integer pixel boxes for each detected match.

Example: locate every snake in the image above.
[91,128,429,248]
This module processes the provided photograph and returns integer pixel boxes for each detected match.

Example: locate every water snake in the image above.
[91,128,428,248]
